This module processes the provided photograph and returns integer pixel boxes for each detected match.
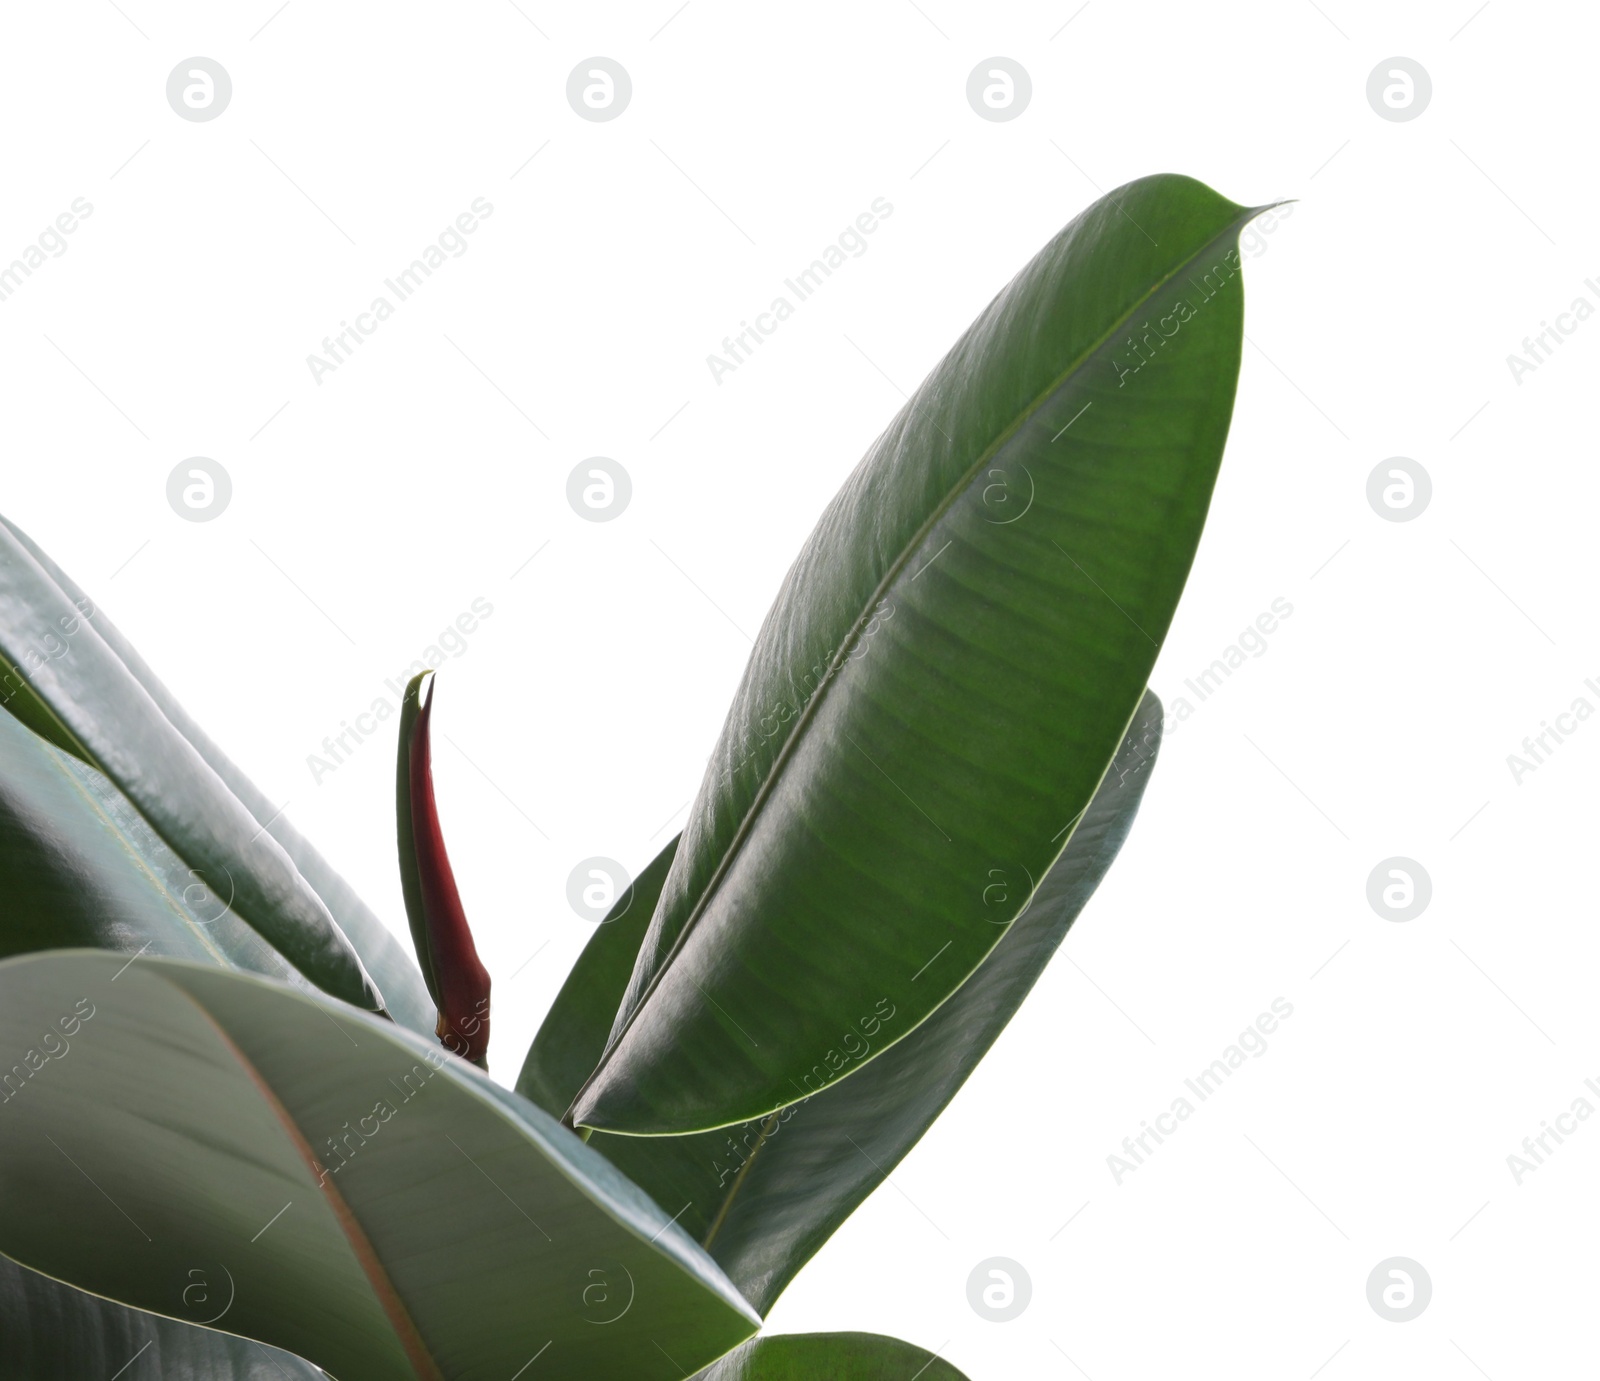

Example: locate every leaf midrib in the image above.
[171,982,444,1381]
[574,204,1264,1124]
[700,1111,781,1249]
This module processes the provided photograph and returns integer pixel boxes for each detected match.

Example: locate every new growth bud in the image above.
[397,673,491,1069]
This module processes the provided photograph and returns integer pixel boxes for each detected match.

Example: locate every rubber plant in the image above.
[0,173,1272,1379]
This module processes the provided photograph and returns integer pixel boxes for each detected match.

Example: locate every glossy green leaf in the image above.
[549,695,1160,1311]
[0,1255,323,1380]
[0,700,319,988]
[690,1332,968,1380]
[0,951,759,1381]
[573,173,1263,1134]
[0,515,409,1020]
[517,835,680,1118]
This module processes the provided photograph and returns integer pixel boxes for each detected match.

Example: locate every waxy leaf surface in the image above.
[0,951,758,1381]
[0,516,394,1015]
[690,1331,970,1380]
[528,695,1160,1310]
[574,174,1260,1133]
[0,1255,323,1380]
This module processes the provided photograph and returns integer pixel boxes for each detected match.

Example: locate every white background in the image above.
[1,1,1593,1376]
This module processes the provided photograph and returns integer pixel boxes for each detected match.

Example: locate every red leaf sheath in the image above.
[408,682,491,1068]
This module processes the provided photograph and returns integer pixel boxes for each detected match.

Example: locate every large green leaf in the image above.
[0,1254,323,1380]
[573,173,1261,1134]
[690,1332,969,1380]
[517,834,680,1116]
[0,951,759,1381]
[0,701,323,987]
[531,695,1160,1311]
[0,515,425,1025]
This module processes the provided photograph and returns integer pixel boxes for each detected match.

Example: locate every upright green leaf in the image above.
[0,1255,323,1380]
[573,174,1264,1134]
[540,696,1161,1310]
[0,515,421,1022]
[0,951,759,1381]
[517,835,680,1117]
[690,1332,969,1380]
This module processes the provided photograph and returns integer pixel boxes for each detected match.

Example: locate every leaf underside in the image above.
[0,951,757,1381]
[0,515,405,1016]
[0,1254,324,1381]
[526,694,1162,1312]
[0,703,320,988]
